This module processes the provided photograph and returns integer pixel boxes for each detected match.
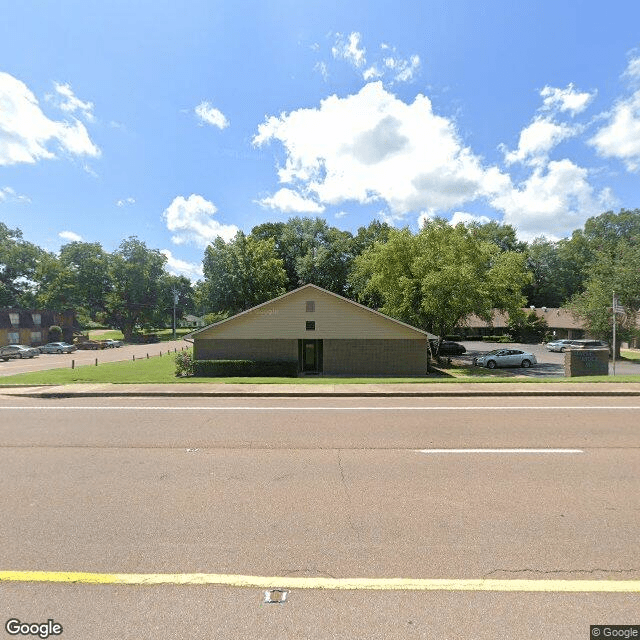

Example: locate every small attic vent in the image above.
[306,301,315,312]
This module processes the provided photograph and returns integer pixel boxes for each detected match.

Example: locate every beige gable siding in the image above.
[196,288,426,340]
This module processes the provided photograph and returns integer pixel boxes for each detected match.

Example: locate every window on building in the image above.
[8,332,19,344]
[31,331,42,344]
[32,313,41,325]
[306,301,315,312]
[9,313,19,326]
[306,321,315,331]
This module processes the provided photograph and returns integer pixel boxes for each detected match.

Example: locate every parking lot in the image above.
[0,339,191,378]
[444,341,640,377]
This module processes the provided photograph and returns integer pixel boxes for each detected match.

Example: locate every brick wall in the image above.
[323,339,428,375]
[564,348,609,377]
[194,339,298,362]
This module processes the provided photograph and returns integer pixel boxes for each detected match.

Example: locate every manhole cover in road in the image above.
[264,589,288,604]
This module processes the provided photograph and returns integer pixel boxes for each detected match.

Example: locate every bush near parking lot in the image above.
[192,359,299,377]
[482,335,512,343]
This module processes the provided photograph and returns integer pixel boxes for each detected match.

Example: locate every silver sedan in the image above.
[473,348,537,369]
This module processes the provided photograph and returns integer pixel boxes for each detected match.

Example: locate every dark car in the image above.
[430,340,466,356]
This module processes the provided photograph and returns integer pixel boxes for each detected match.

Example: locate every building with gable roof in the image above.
[187,284,436,376]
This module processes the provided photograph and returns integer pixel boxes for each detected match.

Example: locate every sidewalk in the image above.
[2,382,640,397]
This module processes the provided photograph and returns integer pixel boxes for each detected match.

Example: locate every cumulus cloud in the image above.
[58,230,82,242]
[254,82,508,218]
[540,83,595,115]
[0,71,100,166]
[195,101,229,129]
[162,194,239,247]
[47,82,95,122]
[116,197,136,207]
[257,188,325,213]
[589,58,640,172]
[160,249,204,281]
[449,211,492,226]
[503,117,579,166]
[490,159,616,240]
[332,32,366,68]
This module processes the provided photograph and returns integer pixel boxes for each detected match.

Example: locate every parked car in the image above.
[567,339,609,349]
[103,339,123,348]
[430,340,466,355]
[0,344,39,360]
[473,348,537,369]
[545,339,575,352]
[39,342,78,354]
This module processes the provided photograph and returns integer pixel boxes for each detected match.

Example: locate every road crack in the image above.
[336,450,361,540]
[484,567,640,578]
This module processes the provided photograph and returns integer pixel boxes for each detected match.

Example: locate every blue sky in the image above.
[1,0,640,281]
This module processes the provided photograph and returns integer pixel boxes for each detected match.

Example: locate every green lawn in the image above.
[621,349,640,362]
[87,328,192,342]
[2,353,640,385]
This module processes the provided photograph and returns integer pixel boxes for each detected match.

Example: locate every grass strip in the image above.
[1,353,640,385]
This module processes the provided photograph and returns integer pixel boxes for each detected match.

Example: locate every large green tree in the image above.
[0,222,48,307]
[351,219,531,337]
[202,231,287,314]
[251,217,354,294]
[103,237,168,340]
[35,242,112,319]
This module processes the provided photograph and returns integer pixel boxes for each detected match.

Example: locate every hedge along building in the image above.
[188,284,436,376]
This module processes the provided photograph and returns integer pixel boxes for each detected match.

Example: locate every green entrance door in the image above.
[300,339,323,374]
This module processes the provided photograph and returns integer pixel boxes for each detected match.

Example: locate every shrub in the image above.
[174,351,194,377]
[482,334,512,343]
[48,325,63,341]
[192,359,298,377]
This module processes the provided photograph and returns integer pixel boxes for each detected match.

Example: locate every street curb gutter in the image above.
[12,390,640,398]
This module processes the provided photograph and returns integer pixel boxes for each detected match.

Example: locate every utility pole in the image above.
[613,291,616,376]
[172,288,179,340]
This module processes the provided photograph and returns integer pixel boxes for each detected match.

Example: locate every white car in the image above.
[545,339,574,352]
[473,348,537,369]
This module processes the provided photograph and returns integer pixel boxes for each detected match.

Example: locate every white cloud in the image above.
[0,71,100,166]
[47,82,95,122]
[162,194,239,247]
[257,188,325,213]
[314,61,329,81]
[540,83,595,115]
[589,86,640,172]
[490,159,616,240]
[58,230,82,242]
[0,186,30,203]
[160,249,204,281]
[623,56,640,81]
[449,211,492,226]
[116,197,136,207]
[332,32,366,68]
[363,65,382,81]
[254,82,508,218]
[503,117,579,166]
[195,101,229,129]
[384,54,420,83]
[334,210,348,219]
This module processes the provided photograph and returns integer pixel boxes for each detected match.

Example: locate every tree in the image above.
[201,231,287,314]
[468,220,526,253]
[35,242,112,320]
[523,237,584,307]
[350,219,531,338]
[252,217,354,294]
[508,309,549,343]
[567,240,640,355]
[0,222,48,307]
[103,237,168,340]
[150,274,195,328]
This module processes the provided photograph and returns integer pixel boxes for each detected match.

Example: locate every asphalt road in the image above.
[0,339,191,377]
[1,396,638,638]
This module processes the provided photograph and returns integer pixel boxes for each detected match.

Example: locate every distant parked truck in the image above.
[74,335,107,350]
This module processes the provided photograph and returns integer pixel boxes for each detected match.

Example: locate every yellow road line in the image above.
[1,571,639,592]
